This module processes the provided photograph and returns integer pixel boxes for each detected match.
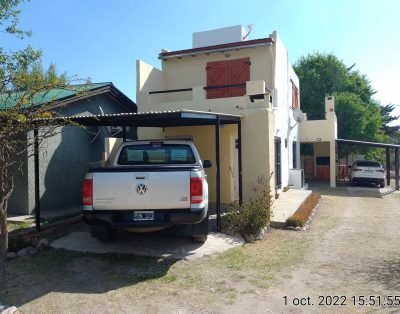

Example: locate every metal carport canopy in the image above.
[45,109,241,127]
[33,109,243,233]
[336,138,400,149]
[336,138,400,190]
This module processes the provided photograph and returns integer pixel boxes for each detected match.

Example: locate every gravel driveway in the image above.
[237,185,400,314]
[4,185,400,313]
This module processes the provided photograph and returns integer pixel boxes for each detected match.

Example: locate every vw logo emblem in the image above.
[136,183,147,195]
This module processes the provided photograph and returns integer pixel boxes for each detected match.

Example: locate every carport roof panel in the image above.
[36,109,242,127]
[337,138,400,149]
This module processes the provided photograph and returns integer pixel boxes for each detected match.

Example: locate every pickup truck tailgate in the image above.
[92,171,191,210]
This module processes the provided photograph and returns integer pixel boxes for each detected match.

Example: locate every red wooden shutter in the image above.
[206,61,228,99]
[227,57,250,97]
[206,58,250,99]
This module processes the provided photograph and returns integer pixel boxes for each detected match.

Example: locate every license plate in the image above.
[365,170,373,173]
[133,211,154,221]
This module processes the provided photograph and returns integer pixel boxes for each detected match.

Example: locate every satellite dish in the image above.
[293,108,305,123]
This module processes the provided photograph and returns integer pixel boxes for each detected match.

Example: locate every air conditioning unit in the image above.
[289,169,304,189]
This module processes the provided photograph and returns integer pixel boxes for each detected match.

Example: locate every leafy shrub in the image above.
[283,186,290,192]
[222,176,272,237]
[285,193,321,228]
[8,237,27,252]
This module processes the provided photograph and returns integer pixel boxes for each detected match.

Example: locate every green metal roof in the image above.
[0,82,111,110]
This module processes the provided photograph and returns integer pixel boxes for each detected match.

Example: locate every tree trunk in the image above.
[0,199,8,290]
[0,159,13,291]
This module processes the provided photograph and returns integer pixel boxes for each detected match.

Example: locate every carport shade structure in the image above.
[336,139,400,190]
[33,110,243,232]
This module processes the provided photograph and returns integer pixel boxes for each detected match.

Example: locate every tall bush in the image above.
[222,176,272,237]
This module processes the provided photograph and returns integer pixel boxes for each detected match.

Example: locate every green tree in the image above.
[294,53,349,114]
[293,52,391,157]
[0,0,77,289]
[380,104,400,140]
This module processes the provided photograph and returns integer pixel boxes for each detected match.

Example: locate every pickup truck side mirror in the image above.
[203,160,212,169]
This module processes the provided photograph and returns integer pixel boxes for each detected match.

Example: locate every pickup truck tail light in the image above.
[190,177,203,204]
[82,179,93,205]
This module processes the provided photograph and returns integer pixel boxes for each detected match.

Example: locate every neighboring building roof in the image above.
[159,37,274,60]
[0,82,136,112]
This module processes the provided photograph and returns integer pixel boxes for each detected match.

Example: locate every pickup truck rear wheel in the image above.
[192,235,208,243]
[91,225,118,242]
[192,214,209,243]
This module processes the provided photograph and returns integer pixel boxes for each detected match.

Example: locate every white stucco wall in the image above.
[135,28,299,194]
[271,31,300,189]
[300,96,338,187]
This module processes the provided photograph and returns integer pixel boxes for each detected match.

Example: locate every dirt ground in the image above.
[2,185,400,313]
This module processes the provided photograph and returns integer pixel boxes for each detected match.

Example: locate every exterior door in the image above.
[316,156,330,181]
[206,57,250,99]
[275,137,282,188]
[316,166,330,180]
[304,158,314,179]
[231,136,239,201]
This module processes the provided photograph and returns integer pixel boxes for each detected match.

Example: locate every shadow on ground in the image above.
[1,222,243,308]
[356,256,400,292]
[2,244,178,307]
[1,223,203,307]
[308,181,386,198]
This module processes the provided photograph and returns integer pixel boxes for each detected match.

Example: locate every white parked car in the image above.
[349,160,385,188]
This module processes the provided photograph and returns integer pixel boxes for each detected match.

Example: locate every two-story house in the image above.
[135,25,300,206]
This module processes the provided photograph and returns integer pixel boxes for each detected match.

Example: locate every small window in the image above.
[316,157,330,165]
[118,144,196,165]
[291,81,299,109]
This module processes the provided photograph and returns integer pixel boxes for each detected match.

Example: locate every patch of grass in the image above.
[2,215,321,310]
[213,230,311,288]
[8,221,32,233]
[285,193,321,228]
[161,274,177,283]
[217,249,248,271]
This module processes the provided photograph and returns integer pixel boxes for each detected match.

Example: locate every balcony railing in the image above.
[146,80,271,105]
[149,83,246,95]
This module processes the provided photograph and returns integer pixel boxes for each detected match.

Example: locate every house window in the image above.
[206,57,250,99]
[275,137,282,188]
[293,141,297,168]
[291,81,299,109]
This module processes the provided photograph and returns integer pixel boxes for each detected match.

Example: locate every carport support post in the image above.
[122,126,127,142]
[329,140,336,187]
[395,147,399,190]
[34,127,41,232]
[215,116,221,232]
[386,148,391,186]
[238,121,243,205]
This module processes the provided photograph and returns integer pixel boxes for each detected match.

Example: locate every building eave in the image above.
[159,37,275,60]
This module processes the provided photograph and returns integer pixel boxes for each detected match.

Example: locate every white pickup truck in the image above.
[82,140,211,242]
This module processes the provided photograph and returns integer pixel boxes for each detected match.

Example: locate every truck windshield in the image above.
[118,144,196,165]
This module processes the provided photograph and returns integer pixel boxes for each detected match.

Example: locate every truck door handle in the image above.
[136,176,146,180]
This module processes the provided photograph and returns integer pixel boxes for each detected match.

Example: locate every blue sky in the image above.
[3,0,400,123]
